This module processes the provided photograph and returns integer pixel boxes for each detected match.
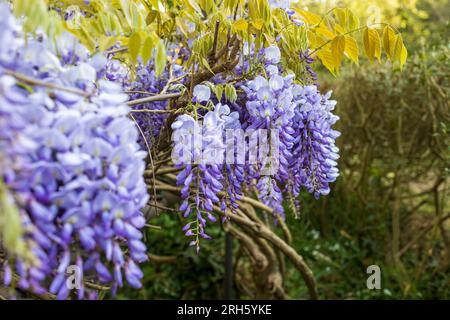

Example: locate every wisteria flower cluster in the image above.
[171,85,242,252]
[0,6,148,299]
[171,44,340,245]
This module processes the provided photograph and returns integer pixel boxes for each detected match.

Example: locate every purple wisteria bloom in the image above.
[290,86,340,199]
[171,97,243,252]
[0,6,149,299]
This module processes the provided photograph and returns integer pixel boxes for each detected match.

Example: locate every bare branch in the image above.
[127,92,182,106]
[4,69,89,97]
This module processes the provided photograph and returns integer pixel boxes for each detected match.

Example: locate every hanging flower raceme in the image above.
[169,41,340,247]
[290,86,340,199]
[229,44,340,218]
[239,46,297,217]
[0,6,148,299]
[171,85,242,252]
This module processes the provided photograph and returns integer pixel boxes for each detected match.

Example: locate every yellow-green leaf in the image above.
[146,10,158,25]
[316,25,335,40]
[392,35,408,70]
[0,181,34,264]
[251,18,264,30]
[215,84,224,101]
[363,27,381,62]
[334,24,345,35]
[155,39,167,77]
[331,35,346,70]
[98,36,119,52]
[317,49,336,75]
[347,10,360,31]
[334,8,347,30]
[344,35,359,64]
[382,25,396,59]
[307,30,317,48]
[129,32,141,63]
[399,43,407,70]
[184,0,203,14]
[233,19,248,31]
[142,36,154,65]
[294,8,322,25]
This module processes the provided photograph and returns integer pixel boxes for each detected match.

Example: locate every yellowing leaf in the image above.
[252,18,264,30]
[307,30,317,48]
[344,35,359,64]
[184,0,203,14]
[334,8,348,30]
[294,8,322,25]
[317,49,336,75]
[128,32,141,63]
[363,28,381,62]
[233,19,248,31]
[316,25,335,40]
[334,24,345,34]
[248,0,258,21]
[347,10,360,31]
[399,43,407,70]
[331,35,346,71]
[382,25,396,59]
[146,10,158,25]
[392,35,408,70]
[98,36,119,52]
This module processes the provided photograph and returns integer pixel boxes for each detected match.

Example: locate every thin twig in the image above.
[129,114,158,216]
[145,223,162,230]
[4,69,89,97]
[127,92,182,106]
[146,202,178,213]
[148,253,178,264]
[130,109,175,114]
[106,47,128,55]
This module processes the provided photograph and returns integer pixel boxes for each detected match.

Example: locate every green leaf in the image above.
[142,35,154,65]
[225,84,237,103]
[155,39,167,77]
[0,181,34,264]
[215,84,224,101]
